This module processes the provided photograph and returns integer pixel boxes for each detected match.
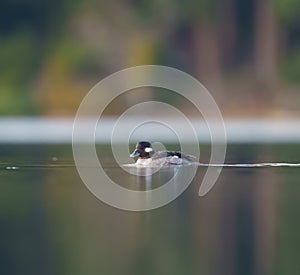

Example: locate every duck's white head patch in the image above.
[145,147,153,153]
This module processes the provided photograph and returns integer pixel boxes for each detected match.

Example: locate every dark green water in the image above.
[0,144,300,275]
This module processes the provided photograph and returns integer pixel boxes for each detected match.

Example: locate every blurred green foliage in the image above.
[281,49,300,83]
[0,32,36,114]
[273,0,300,25]
[0,0,299,115]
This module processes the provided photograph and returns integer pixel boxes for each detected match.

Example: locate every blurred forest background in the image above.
[0,0,300,116]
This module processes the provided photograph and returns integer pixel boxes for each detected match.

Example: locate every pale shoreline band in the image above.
[0,116,300,143]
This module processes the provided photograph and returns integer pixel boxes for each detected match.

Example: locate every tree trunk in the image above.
[192,17,223,103]
[253,0,279,90]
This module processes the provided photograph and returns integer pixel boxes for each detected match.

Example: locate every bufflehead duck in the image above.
[130,141,197,166]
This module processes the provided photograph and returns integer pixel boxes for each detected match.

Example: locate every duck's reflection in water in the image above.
[126,165,182,190]
[124,165,196,209]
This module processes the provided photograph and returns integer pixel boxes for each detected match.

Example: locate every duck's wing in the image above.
[176,152,198,162]
[151,151,181,159]
[151,151,168,159]
[152,151,197,162]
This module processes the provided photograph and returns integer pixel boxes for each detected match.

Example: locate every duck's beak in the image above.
[130,149,140,158]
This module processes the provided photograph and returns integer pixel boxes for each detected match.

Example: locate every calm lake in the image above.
[1,144,300,275]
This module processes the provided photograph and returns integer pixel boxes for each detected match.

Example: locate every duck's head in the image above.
[130,141,153,159]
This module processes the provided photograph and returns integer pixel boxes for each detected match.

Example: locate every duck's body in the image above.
[130,141,197,167]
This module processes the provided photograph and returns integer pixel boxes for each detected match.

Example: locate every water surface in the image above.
[1,144,300,275]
